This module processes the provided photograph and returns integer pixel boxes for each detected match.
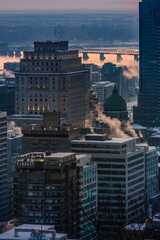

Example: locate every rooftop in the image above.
[93,81,114,86]
[45,152,75,159]
[132,124,147,130]
[0,224,67,240]
[17,152,76,167]
[125,223,146,231]
[72,136,133,144]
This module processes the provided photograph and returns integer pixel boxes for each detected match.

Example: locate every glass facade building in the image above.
[134,0,160,127]
[77,155,97,240]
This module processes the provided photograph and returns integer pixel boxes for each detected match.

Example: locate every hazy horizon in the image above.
[0,0,140,11]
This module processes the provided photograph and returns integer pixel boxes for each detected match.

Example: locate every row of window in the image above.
[92,158,125,163]
[98,164,125,169]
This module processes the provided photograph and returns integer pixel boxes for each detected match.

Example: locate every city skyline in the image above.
[0,0,139,11]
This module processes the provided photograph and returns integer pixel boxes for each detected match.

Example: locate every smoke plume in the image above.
[8,121,22,136]
[122,63,139,80]
[138,130,143,139]
[3,69,15,78]
[123,118,137,137]
[87,103,137,138]
[97,114,129,138]
[85,119,95,134]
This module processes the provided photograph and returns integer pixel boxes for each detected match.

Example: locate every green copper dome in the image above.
[104,85,127,112]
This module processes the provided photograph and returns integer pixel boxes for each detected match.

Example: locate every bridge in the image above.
[79,49,139,62]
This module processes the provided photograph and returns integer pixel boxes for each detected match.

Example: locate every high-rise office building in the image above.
[0,112,9,221]
[15,41,89,127]
[136,143,159,215]
[11,152,97,240]
[11,152,81,238]
[134,0,160,127]
[71,134,145,238]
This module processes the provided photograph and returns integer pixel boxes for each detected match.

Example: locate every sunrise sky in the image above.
[0,0,140,11]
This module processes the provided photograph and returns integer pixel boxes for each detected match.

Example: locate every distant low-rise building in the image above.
[4,62,20,72]
[93,81,114,104]
[101,62,122,95]
[92,71,101,84]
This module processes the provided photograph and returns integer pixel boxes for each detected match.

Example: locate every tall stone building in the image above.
[15,41,89,127]
[134,0,160,127]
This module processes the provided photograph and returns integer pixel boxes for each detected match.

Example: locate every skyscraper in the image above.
[11,152,97,240]
[71,134,145,238]
[15,41,89,127]
[0,112,9,221]
[134,0,160,127]
[12,152,81,238]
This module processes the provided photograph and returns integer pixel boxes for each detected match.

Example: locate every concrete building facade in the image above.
[71,134,145,237]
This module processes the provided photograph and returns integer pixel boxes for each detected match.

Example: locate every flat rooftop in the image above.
[132,124,147,130]
[93,81,114,86]
[72,136,134,144]
[0,224,68,240]
[46,152,75,159]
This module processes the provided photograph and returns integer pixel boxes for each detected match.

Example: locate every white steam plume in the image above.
[122,61,139,80]
[3,69,15,78]
[87,104,138,138]
[85,110,95,134]
[8,121,22,136]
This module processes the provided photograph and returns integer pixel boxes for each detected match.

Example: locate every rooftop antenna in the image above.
[54,27,65,41]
